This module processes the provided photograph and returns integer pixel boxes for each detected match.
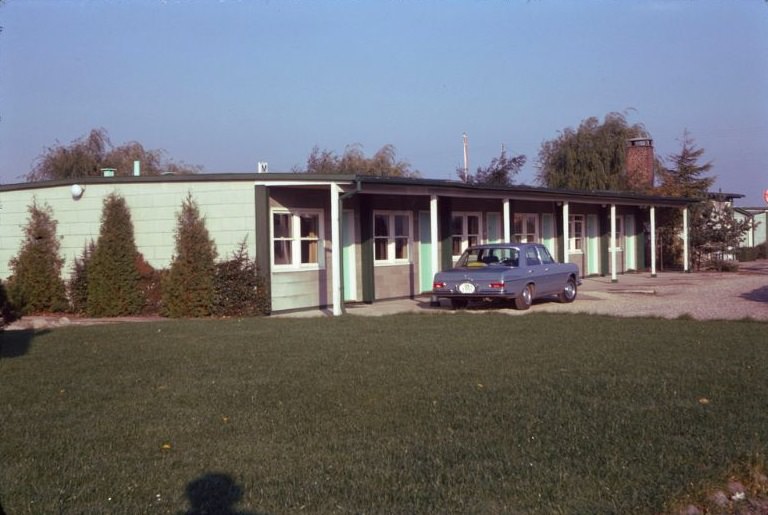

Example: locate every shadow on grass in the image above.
[740,285,768,304]
[0,329,46,360]
[183,473,265,515]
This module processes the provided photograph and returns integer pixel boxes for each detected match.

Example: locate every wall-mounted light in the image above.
[71,184,84,200]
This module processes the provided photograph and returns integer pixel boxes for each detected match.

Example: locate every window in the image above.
[272,209,323,268]
[525,246,541,265]
[457,246,518,267]
[451,213,481,256]
[538,245,555,264]
[374,211,411,263]
[514,213,539,243]
[569,215,584,253]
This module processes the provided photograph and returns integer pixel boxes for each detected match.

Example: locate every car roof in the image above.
[467,243,535,249]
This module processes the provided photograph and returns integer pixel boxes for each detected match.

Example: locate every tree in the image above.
[655,130,715,199]
[654,132,722,269]
[536,112,650,191]
[295,144,419,177]
[162,194,218,318]
[87,193,144,316]
[689,200,754,271]
[458,147,526,187]
[5,201,68,314]
[27,128,202,181]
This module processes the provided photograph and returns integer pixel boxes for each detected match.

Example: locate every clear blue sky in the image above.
[1,0,767,205]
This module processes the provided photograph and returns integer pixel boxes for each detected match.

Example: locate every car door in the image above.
[535,244,564,294]
[523,245,547,295]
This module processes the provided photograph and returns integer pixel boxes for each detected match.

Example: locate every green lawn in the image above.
[1,313,766,514]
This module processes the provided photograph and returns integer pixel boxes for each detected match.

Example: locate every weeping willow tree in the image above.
[27,128,202,182]
[295,144,419,177]
[536,112,650,191]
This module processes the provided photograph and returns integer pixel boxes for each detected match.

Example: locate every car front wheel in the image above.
[514,284,533,310]
[558,277,577,303]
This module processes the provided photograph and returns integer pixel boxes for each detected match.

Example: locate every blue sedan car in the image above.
[432,243,581,310]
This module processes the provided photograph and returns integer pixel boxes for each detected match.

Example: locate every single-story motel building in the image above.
[0,172,754,316]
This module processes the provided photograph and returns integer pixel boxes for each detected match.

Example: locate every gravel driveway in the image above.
[515,267,768,321]
[421,260,768,321]
[345,260,768,321]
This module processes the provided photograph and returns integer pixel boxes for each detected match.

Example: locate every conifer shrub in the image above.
[162,193,218,318]
[6,201,68,314]
[68,241,95,315]
[87,193,144,317]
[213,239,271,317]
[136,254,164,316]
[0,281,17,327]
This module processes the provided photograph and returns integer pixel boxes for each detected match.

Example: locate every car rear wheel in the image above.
[450,298,469,310]
[514,284,533,310]
[558,277,577,303]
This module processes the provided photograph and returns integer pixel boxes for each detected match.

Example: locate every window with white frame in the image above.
[374,211,411,263]
[514,213,539,243]
[451,212,481,256]
[272,209,323,268]
[569,215,585,253]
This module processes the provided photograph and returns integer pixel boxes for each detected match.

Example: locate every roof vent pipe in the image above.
[133,160,141,176]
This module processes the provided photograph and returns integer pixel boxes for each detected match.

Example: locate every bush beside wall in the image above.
[162,194,218,318]
[213,240,271,317]
[86,193,144,317]
[5,201,68,314]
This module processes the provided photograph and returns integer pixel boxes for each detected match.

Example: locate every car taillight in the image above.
[433,282,446,289]
[489,281,504,289]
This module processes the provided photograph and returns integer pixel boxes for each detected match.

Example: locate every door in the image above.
[586,214,600,276]
[535,244,562,294]
[418,211,433,293]
[523,245,549,295]
[625,215,636,271]
[342,210,357,301]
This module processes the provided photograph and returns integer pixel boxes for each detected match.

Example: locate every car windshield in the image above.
[457,247,519,268]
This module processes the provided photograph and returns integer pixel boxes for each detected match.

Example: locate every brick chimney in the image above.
[625,138,654,190]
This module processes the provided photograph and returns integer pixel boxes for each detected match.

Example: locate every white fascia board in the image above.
[253,180,355,188]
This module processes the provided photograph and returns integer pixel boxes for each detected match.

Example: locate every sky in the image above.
[1,0,767,206]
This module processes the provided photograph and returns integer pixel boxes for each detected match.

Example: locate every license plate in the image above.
[458,282,476,294]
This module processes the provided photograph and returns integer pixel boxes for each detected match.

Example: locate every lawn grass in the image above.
[1,313,766,514]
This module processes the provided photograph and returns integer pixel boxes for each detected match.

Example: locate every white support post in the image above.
[562,201,570,263]
[650,206,657,277]
[429,195,440,306]
[430,195,439,275]
[503,198,511,243]
[683,206,689,272]
[330,183,343,316]
[610,204,618,283]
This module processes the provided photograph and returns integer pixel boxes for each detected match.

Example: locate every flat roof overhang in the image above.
[0,172,694,208]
